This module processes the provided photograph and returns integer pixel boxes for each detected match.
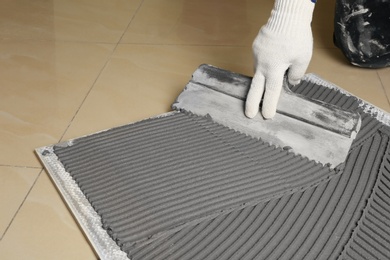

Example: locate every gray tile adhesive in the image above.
[37,71,390,260]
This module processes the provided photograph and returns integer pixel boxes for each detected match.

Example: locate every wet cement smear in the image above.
[53,79,390,259]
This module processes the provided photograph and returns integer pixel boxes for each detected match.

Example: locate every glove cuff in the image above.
[265,0,315,36]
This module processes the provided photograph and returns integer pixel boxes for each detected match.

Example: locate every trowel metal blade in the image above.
[172,64,361,168]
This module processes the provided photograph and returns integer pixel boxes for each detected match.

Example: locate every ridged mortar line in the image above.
[350,115,383,150]
[322,135,383,257]
[276,187,327,259]
[56,111,338,250]
[262,191,317,259]
[109,179,306,244]
[357,226,388,258]
[216,202,274,260]
[79,141,239,187]
[101,167,274,221]
[142,217,216,259]
[92,160,264,207]
[77,142,246,196]
[251,192,307,259]
[56,112,187,151]
[203,206,265,259]
[236,195,295,260]
[123,116,386,258]
[62,132,250,188]
[340,130,390,260]
[127,153,342,258]
[101,167,273,215]
[56,117,217,173]
[310,133,386,259]
[159,213,237,260]
[181,209,246,260]
[335,95,352,108]
[61,114,290,185]
[55,114,200,161]
[142,199,275,260]
[283,184,333,260]
[292,148,361,259]
[364,211,390,242]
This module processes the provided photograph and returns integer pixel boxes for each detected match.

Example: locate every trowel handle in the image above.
[189,64,361,138]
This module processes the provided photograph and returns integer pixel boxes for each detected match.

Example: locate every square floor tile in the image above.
[0,42,114,167]
[0,172,97,259]
[0,0,143,43]
[0,166,40,239]
[121,0,273,45]
[61,44,254,140]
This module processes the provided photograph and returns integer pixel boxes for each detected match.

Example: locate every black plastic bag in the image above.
[334,0,390,68]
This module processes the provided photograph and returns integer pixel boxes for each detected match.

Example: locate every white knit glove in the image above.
[245,0,316,119]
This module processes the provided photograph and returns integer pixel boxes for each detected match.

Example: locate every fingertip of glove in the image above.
[288,78,301,86]
[245,106,258,119]
[261,107,276,119]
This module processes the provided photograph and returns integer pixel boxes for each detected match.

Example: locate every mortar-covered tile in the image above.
[0,166,40,239]
[0,0,142,43]
[61,44,253,140]
[340,128,390,259]
[0,42,114,167]
[0,171,97,259]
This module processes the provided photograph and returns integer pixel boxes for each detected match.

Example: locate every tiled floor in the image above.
[0,0,389,259]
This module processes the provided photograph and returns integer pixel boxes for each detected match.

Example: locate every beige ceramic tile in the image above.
[122,0,337,48]
[121,0,273,45]
[308,48,390,112]
[61,44,254,140]
[0,166,40,239]
[0,171,97,259]
[0,42,115,167]
[0,0,142,43]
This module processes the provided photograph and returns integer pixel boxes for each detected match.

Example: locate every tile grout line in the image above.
[1,0,147,246]
[0,164,41,169]
[57,50,114,143]
[0,38,253,47]
[376,70,390,110]
[1,39,250,48]
[0,169,44,241]
[115,0,146,48]
[117,43,251,47]
[58,0,146,143]
[0,164,44,241]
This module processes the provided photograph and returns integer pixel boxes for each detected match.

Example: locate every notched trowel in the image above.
[172,64,361,168]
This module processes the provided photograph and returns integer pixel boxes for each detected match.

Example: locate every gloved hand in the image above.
[245,0,316,119]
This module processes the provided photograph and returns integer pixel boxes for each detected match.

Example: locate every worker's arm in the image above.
[245,0,316,119]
